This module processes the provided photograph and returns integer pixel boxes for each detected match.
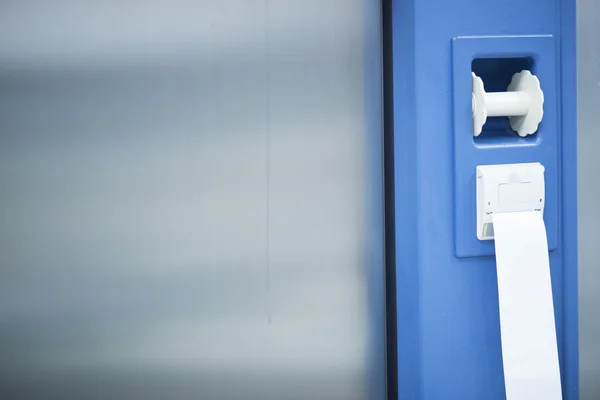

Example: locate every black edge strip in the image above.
[382,0,397,399]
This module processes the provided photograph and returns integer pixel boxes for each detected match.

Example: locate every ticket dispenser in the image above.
[391,0,578,398]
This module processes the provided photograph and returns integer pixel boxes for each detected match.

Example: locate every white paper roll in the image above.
[492,211,562,400]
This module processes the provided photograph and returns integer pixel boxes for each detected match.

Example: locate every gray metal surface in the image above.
[577,0,600,398]
[0,1,385,399]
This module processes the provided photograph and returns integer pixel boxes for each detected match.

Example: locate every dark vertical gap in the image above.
[382,0,397,399]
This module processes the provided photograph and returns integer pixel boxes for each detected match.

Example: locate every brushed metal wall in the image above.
[0,1,386,399]
[577,0,600,398]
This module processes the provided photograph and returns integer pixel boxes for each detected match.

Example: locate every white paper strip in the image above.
[492,211,562,400]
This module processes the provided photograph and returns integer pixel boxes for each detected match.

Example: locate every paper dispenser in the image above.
[476,162,545,240]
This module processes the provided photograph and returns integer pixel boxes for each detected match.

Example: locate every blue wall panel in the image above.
[452,35,559,257]
[392,0,578,398]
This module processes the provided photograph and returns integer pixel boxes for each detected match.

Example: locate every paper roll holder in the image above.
[472,70,544,137]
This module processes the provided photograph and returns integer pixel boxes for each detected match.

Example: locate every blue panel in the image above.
[392,0,578,399]
[452,35,558,257]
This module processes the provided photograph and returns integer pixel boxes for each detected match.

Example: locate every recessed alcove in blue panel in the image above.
[453,35,558,258]
[472,57,540,146]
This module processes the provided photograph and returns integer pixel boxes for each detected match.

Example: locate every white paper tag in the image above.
[492,211,562,400]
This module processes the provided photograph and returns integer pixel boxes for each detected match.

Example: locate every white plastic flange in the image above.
[472,70,544,137]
